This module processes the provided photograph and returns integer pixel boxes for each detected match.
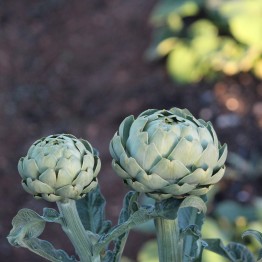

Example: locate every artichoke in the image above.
[110,108,227,200]
[18,134,100,202]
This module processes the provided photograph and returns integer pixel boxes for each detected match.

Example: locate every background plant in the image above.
[147,0,262,84]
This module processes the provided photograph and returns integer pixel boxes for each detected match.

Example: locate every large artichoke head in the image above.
[110,108,227,201]
[18,134,101,202]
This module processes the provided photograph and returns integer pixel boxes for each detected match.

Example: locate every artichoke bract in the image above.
[110,108,227,200]
[18,134,101,202]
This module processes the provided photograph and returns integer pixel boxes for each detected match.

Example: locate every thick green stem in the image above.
[154,217,182,262]
[57,200,100,262]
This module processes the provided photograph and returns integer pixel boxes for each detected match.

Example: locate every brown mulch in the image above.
[0,1,262,261]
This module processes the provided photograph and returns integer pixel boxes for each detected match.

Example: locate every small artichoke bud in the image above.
[18,134,101,202]
[110,108,227,201]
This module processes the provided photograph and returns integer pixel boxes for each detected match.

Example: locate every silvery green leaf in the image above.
[22,238,77,262]
[42,208,62,223]
[177,196,207,261]
[7,208,46,247]
[96,192,156,262]
[118,191,139,224]
[179,195,207,214]
[7,208,76,262]
[204,239,255,262]
[178,195,207,233]
[180,224,204,262]
[108,191,139,262]
[76,186,111,235]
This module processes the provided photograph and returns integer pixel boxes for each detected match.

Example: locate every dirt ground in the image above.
[0,1,262,261]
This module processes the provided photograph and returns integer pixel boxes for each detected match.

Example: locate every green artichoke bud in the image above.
[18,134,101,202]
[110,108,227,200]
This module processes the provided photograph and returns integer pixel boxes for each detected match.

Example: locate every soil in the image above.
[0,1,262,261]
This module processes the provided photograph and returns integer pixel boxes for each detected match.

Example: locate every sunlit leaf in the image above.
[167,43,205,83]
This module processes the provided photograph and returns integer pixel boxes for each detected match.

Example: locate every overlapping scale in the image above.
[110,107,227,200]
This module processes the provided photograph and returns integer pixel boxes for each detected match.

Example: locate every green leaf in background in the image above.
[150,0,203,26]
[148,0,262,83]
[214,200,258,224]
[204,239,256,262]
[219,0,262,47]
[76,185,111,235]
[189,19,218,37]
[229,16,262,47]
[137,240,158,262]
[189,20,220,56]
[167,43,205,83]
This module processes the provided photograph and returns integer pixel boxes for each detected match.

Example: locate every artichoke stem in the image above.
[154,217,182,262]
[57,200,100,262]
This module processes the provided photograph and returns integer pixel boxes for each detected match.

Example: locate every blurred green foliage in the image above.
[135,194,262,261]
[147,0,262,84]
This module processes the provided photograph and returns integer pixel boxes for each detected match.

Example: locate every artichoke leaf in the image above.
[82,154,95,170]
[111,136,126,161]
[179,168,212,185]
[148,128,177,156]
[55,169,74,188]
[161,183,196,195]
[204,239,255,262]
[36,154,57,174]
[109,136,119,161]
[197,126,214,149]
[150,158,190,181]
[215,144,228,170]
[181,125,199,141]
[112,161,130,179]
[82,180,98,194]
[56,185,80,198]
[126,179,152,193]
[21,158,39,179]
[39,169,57,188]
[27,178,54,194]
[201,166,225,185]
[168,138,203,166]
[129,117,148,135]
[119,115,134,145]
[126,132,150,162]
[195,143,219,169]
[141,143,162,171]
[41,193,62,202]
[93,157,101,177]
[72,170,94,188]
[119,153,145,178]
[190,186,212,196]
[205,122,219,147]
[136,172,169,190]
